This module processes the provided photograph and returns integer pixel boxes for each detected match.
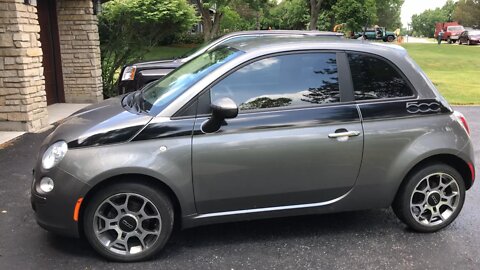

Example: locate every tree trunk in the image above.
[202,15,213,42]
[309,0,323,30]
[194,0,224,42]
[210,11,223,40]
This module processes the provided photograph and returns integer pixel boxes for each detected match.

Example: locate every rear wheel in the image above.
[392,163,465,232]
[83,182,174,261]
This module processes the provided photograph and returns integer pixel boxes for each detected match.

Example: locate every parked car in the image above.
[435,22,465,44]
[117,30,344,95]
[32,37,475,262]
[459,30,480,45]
[352,27,396,42]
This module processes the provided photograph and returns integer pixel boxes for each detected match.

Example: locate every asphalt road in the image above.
[0,106,479,270]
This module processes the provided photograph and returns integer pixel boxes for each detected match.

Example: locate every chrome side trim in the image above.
[194,190,352,219]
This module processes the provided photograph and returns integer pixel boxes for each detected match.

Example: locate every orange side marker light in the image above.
[73,198,83,222]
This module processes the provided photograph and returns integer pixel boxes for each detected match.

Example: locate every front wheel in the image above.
[392,163,465,233]
[83,182,174,262]
[387,35,395,42]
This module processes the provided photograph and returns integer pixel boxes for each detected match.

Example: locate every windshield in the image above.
[141,46,244,115]
[448,26,464,32]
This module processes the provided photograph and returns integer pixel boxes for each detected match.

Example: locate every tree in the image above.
[376,0,403,29]
[411,8,446,37]
[263,0,309,30]
[333,0,377,32]
[309,0,324,30]
[443,0,457,22]
[454,0,480,29]
[194,0,228,42]
[410,1,456,38]
[99,0,197,97]
[194,0,268,41]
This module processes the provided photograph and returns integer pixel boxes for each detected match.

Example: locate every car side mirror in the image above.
[201,97,238,133]
[211,97,238,119]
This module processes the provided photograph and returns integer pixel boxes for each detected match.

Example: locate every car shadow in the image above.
[45,208,408,261]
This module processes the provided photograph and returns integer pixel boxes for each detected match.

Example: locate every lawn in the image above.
[402,44,480,105]
[144,43,480,105]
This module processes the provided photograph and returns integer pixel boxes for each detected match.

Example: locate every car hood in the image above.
[45,96,153,149]
[134,59,183,69]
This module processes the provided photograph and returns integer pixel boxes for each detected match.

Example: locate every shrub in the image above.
[99,0,198,97]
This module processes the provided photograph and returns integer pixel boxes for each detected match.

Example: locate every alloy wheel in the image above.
[93,193,162,255]
[410,173,460,226]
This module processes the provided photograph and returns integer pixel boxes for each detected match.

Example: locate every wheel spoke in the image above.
[410,172,461,227]
[93,192,163,256]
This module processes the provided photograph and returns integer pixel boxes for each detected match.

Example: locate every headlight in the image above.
[121,66,136,81]
[42,141,68,170]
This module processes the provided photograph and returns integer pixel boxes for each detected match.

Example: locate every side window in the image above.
[348,53,414,100]
[211,53,340,111]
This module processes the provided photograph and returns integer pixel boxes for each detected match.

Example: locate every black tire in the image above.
[83,182,174,262]
[387,35,395,42]
[392,163,465,233]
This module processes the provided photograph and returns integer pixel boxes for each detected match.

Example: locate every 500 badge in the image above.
[406,101,441,114]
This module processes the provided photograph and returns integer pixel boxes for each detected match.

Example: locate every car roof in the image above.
[222,30,344,37]
[224,36,407,54]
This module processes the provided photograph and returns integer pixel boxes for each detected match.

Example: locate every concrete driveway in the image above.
[0,106,479,270]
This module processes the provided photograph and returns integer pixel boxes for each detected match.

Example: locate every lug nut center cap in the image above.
[427,192,441,206]
[119,214,138,232]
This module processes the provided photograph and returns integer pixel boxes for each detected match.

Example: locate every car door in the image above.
[191,52,364,214]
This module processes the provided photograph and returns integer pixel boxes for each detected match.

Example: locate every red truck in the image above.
[435,22,465,44]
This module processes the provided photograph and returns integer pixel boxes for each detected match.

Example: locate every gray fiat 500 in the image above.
[32,37,475,261]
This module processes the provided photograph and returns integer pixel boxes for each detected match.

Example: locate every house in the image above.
[0,0,103,132]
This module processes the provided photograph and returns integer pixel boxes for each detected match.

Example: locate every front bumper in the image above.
[31,167,90,237]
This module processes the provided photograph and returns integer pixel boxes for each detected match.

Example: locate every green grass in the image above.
[143,45,198,61]
[402,44,480,105]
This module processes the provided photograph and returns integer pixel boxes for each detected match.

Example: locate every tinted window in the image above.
[211,53,340,111]
[348,53,414,100]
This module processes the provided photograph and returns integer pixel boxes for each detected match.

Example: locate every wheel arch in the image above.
[396,153,474,200]
[78,173,184,237]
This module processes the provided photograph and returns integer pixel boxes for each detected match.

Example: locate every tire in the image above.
[83,182,174,262]
[392,163,465,233]
[387,35,395,42]
[459,40,462,45]
[448,38,452,44]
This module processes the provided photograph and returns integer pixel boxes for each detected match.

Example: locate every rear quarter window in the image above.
[348,53,414,101]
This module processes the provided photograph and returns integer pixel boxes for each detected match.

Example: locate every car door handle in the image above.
[328,130,361,138]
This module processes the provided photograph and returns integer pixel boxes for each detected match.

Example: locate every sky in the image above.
[401,0,450,28]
